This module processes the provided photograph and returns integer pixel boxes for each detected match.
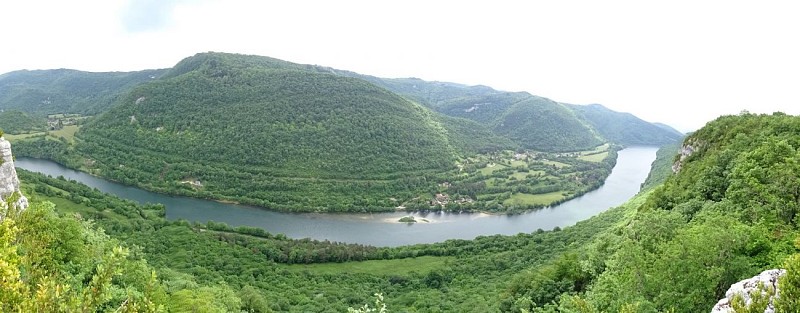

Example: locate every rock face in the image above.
[0,137,29,216]
[711,269,786,313]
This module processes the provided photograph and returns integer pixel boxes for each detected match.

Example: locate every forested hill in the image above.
[345,75,682,150]
[73,52,468,211]
[0,68,166,115]
[502,112,800,312]
[81,52,456,178]
[334,75,602,151]
[567,103,684,146]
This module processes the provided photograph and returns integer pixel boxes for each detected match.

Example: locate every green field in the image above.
[478,163,506,175]
[579,151,609,162]
[6,125,80,143]
[509,170,543,180]
[510,160,527,167]
[284,255,452,275]
[4,132,43,141]
[581,143,610,155]
[541,160,569,168]
[49,125,80,142]
[503,191,566,206]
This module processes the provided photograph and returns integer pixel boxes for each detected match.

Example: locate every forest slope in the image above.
[503,112,800,312]
[75,52,461,211]
[567,103,684,146]
[4,52,677,213]
[0,68,166,115]
[15,113,800,312]
[358,76,682,150]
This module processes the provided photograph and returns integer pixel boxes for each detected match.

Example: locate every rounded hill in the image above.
[77,53,458,211]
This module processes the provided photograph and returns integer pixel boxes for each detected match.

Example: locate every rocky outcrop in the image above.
[672,139,705,173]
[711,269,786,313]
[0,137,29,217]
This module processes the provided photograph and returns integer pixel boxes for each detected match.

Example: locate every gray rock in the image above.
[0,137,29,218]
[711,269,786,313]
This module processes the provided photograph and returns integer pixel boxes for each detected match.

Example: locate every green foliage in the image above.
[502,113,800,312]
[775,239,800,312]
[17,165,636,312]
[0,110,46,134]
[438,114,518,154]
[74,52,463,212]
[568,103,684,146]
[0,201,167,311]
[357,76,681,152]
[398,216,416,223]
[731,282,774,313]
[0,68,165,115]
[640,139,682,191]
[493,96,602,152]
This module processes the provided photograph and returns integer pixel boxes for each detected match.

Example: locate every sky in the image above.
[1,1,799,132]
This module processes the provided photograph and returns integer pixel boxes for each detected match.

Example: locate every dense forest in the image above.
[502,113,800,312]
[3,112,800,312]
[73,53,463,212]
[567,103,684,146]
[0,114,800,312]
[2,53,643,213]
[1,52,682,213]
[7,167,640,312]
[337,73,683,151]
[0,110,46,134]
[0,68,166,115]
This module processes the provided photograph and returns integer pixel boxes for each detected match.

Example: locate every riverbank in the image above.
[15,147,656,246]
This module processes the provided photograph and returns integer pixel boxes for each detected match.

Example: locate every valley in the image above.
[14,146,654,246]
[2,52,680,215]
[4,53,798,313]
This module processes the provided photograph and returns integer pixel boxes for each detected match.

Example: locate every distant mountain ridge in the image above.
[0,68,167,115]
[0,53,682,152]
[567,103,684,146]
[330,71,682,150]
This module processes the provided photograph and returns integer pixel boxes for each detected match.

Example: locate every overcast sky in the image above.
[2,1,799,132]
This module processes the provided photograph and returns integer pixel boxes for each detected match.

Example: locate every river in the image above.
[15,146,657,246]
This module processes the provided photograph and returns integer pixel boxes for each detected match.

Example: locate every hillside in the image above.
[14,163,642,312]
[0,68,166,115]
[502,112,800,312]
[567,103,684,146]
[8,113,800,312]
[350,74,681,151]
[3,52,683,213]
[0,111,46,134]
[75,52,461,211]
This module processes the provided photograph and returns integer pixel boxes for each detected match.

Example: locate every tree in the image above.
[775,240,800,312]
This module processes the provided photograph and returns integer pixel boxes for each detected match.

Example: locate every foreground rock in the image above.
[711,269,786,313]
[0,137,29,217]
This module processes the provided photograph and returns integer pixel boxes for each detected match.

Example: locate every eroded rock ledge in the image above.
[711,269,786,313]
[0,137,29,217]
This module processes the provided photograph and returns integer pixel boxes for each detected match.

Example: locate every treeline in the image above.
[0,111,46,134]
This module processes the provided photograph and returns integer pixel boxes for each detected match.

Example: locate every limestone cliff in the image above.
[711,269,785,313]
[672,139,704,173]
[0,137,29,217]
